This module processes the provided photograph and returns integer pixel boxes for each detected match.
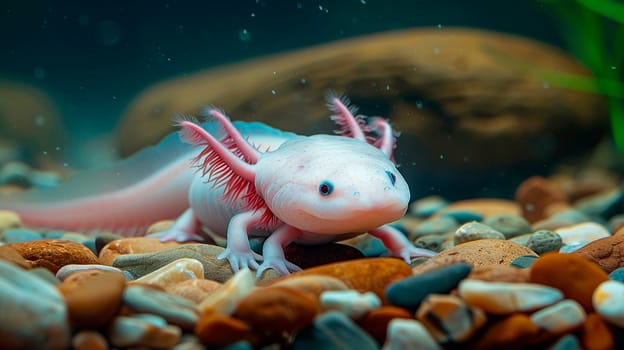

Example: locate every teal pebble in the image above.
[42,231,64,239]
[509,255,538,269]
[609,267,624,282]
[292,311,377,350]
[526,230,562,254]
[358,236,391,257]
[2,228,43,243]
[483,214,531,239]
[549,334,582,350]
[441,210,483,223]
[413,216,459,237]
[550,209,591,225]
[575,188,623,219]
[386,263,472,312]
[221,341,253,350]
[559,242,589,253]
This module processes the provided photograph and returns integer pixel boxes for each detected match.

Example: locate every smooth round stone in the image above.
[454,221,505,245]
[320,290,381,319]
[0,210,21,232]
[409,195,449,217]
[555,222,610,247]
[386,263,471,311]
[99,237,181,265]
[56,263,124,281]
[530,299,586,334]
[72,331,108,350]
[526,230,563,254]
[442,210,483,224]
[382,319,440,350]
[469,313,539,349]
[165,279,222,303]
[292,311,378,350]
[483,214,532,239]
[550,334,582,350]
[8,239,99,274]
[510,255,539,269]
[608,267,624,282]
[109,315,181,349]
[123,285,200,329]
[358,306,413,344]
[593,280,624,327]
[58,270,127,328]
[2,228,42,243]
[575,188,623,219]
[199,268,255,315]
[195,313,257,348]
[233,286,320,335]
[530,252,609,311]
[458,279,563,314]
[0,259,70,349]
[132,258,204,287]
[268,274,348,297]
[549,209,592,225]
[412,216,459,237]
[414,233,451,252]
[417,294,486,343]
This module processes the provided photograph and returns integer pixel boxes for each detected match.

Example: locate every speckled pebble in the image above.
[292,311,378,350]
[454,221,505,245]
[123,285,200,329]
[0,210,22,232]
[9,239,99,274]
[555,222,610,250]
[56,263,123,281]
[458,279,563,314]
[132,257,204,287]
[416,293,487,343]
[593,280,624,328]
[0,259,70,350]
[530,299,586,334]
[483,213,532,238]
[198,268,255,315]
[510,255,539,268]
[413,232,451,252]
[382,319,440,350]
[386,263,471,311]
[525,230,563,254]
[109,314,181,349]
[412,216,459,237]
[320,290,381,319]
[1,228,42,243]
[574,234,624,273]
[409,195,449,217]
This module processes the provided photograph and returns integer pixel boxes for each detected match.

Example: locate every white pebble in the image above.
[320,290,381,319]
[555,222,609,248]
[382,319,440,350]
[593,280,624,328]
[530,299,586,333]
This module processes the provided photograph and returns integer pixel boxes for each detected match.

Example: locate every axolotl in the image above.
[0,95,435,275]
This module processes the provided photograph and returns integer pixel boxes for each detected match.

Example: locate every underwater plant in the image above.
[540,0,624,151]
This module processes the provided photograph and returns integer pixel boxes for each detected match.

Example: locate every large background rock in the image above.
[117,28,608,199]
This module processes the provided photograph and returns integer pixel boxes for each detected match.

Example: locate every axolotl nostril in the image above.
[0,93,436,276]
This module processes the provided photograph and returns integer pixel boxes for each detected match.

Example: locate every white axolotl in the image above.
[0,95,435,275]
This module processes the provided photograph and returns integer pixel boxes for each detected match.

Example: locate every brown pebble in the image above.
[268,274,348,298]
[0,245,31,269]
[468,265,530,283]
[515,176,569,223]
[98,237,180,265]
[233,286,320,336]
[282,258,412,304]
[358,306,412,344]
[284,242,364,269]
[72,331,108,350]
[439,198,521,217]
[57,270,126,328]
[575,234,624,274]
[529,252,608,311]
[579,313,614,350]
[165,279,222,303]
[468,313,539,350]
[413,239,537,275]
[195,313,258,348]
[9,239,99,273]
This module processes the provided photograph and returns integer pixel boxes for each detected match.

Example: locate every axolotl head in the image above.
[254,134,410,234]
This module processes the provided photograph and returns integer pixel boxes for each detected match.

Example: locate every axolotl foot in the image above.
[398,245,437,263]
[217,248,263,272]
[256,257,302,277]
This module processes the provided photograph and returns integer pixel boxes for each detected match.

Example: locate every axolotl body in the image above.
[0,96,435,275]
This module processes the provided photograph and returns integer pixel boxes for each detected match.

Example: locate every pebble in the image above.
[415,293,487,343]
[0,210,22,232]
[555,222,610,249]
[56,263,123,281]
[58,270,127,328]
[8,239,99,273]
[414,232,451,252]
[198,268,256,315]
[341,234,390,257]
[146,220,175,235]
[530,252,609,311]
[454,221,505,245]
[165,279,222,303]
[593,280,624,328]
[575,187,624,219]
[510,255,539,269]
[441,209,483,223]
[526,230,563,254]
[267,274,348,296]
[99,237,180,266]
[288,257,413,304]
[469,265,530,283]
[72,331,108,350]
[382,319,440,350]
[483,213,532,238]
[0,259,70,349]
[469,313,539,349]
[292,311,378,350]
[412,216,459,237]
[123,285,200,329]
[0,244,31,269]
[409,195,448,217]
[320,290,381,319]
[574,234,624,273]
[608,267,624,282]
[530,299,586,334]
[458,279,563,314]
[440,198,521,218]
[194,313,257,348]
[579,312,614,350]
[357,306,413,344]
[515,176,568,223]
[284,242,364,269]
[233,286,320,337]
[109,314,181,349]
[549,334,582,350]
[1,228,43,243]
[132,257,204,287]
[386,263,471,311]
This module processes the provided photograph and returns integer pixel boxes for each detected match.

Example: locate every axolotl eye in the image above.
[318,180,333,196]
[385,170,396,186]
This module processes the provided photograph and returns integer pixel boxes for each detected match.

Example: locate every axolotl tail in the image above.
[0,121,293,236]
